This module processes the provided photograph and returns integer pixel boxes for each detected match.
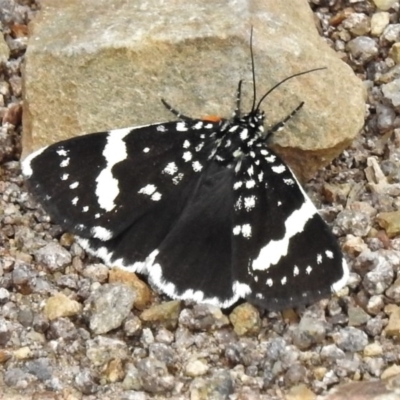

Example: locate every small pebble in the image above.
[332,327,368,352]
[44,292,82,320]
[140,300,181,329]
[229,303,261,336]
[34,242,71,272]
[185,358,209,377]
[86,283,136,334]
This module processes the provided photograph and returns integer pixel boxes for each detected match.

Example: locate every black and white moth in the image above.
[22,34,349,310]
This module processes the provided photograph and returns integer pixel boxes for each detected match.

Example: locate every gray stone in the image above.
[11,262,35,285]
[149,343,177,367]
[3,368,36,389]
[17,307,34,327]
[0,287,10,304]
[291,315,327,349]
[73,368,99,395]
[85,283,136,334]
[346,36,379,64]
[136,357,174,394]
[25,358,52,381]
[333,327,368,352]
[382,23,400,42]
[284,363,307,385]
[86,336,129,367]
[189,371,234,400]
[49,317,78,340]
[348,305,370,326]
[0,317,11,345]
[179,304,229,331]
[122,363,142,391]
[333,210,372,237]
[264,337,287,361]
[382,78,400,107]
[34,242,72,272]
[320,344,346,363]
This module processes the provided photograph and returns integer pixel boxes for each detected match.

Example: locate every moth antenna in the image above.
[250,27,257,113]
[255,67,326,111]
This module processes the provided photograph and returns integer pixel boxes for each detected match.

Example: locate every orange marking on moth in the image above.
[202,115,223,122]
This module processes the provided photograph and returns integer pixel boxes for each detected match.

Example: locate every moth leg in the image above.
[233,79,243,118]
[161,99,193,121]
[265,101,304,139]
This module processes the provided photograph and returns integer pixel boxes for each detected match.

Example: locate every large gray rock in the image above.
[22,0,365,181]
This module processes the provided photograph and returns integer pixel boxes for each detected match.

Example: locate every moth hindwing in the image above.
[22,32,349,310]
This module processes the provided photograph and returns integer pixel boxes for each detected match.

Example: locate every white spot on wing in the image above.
[241,224,252,238]
[156,125,167,132]
[61,173,69,181]
[232,281,251,297]
[233,226,241,235]
[172,173,184,185]
[244,196,256,211]
[326,250,334,259]
[234,197,242,210]
[60,158,70,167]
[138,184,157,196]
[233,181,243,190]
[177,122,188,131]
[229,125,239,132]
[284,178,295,185]
[235,160,242,173]
[192,161,203,172]
[246,180,256,189]
[95,127,132,212]
[194,121,203,129]
[317,254,323,264]
[240,128,249,140]
[143,147,150,153]
[265,154,276,163]
[163,162,178,175]
[195,142,204,152]
[72,197,78,205]
[91,226,113,240]
[183,151,192,162]
[272,165,286,174]
[57,149,68,156]
[151,192,162,201]
[69,181,79,189]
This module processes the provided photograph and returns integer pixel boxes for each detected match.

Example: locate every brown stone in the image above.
[108,268,152,310]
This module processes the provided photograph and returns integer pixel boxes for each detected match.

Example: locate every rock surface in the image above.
[22,0,365,181]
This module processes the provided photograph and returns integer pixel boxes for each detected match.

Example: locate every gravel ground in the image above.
[1,0,400,399]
